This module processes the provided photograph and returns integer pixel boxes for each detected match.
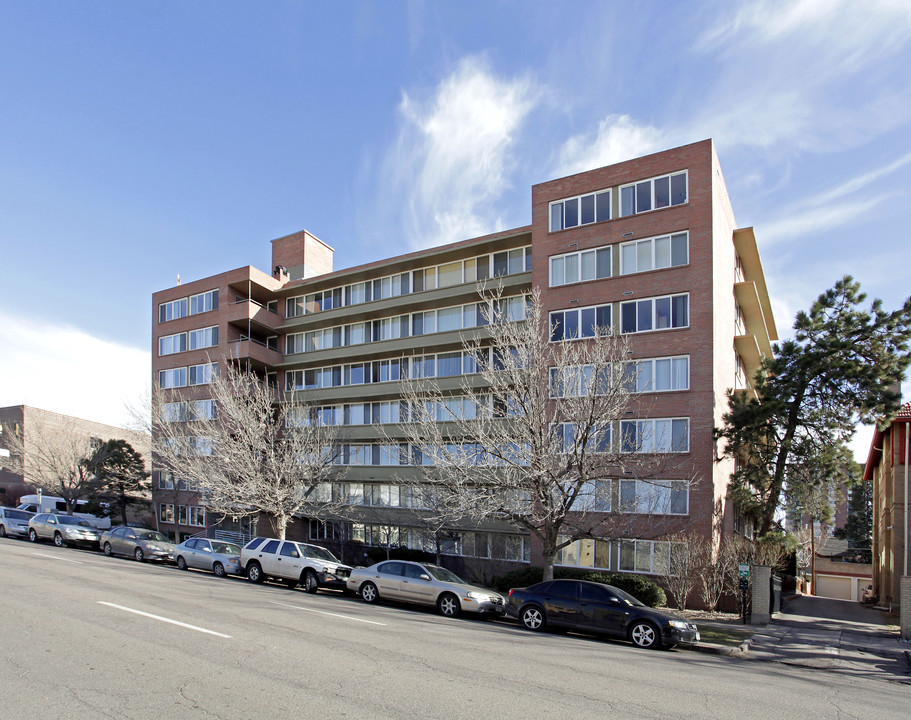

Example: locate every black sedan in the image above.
[506,579,699,649]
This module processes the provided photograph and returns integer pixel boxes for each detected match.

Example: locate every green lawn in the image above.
[696,623,755,647]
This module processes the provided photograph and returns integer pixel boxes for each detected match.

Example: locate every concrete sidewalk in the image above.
[695,594,911,683]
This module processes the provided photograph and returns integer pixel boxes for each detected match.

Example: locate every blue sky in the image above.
[1,0,910,458]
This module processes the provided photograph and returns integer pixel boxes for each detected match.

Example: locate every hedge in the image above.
[492,566,666,607]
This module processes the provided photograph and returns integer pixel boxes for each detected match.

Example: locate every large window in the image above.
[158,367,187,389]
[189,399,216,421]
[550,365,611,398]
[620,418,689,453]
[189,362,217,386]
[159,333,187,356]
[619,479,689,515]
[188,326,218,350]
[620,232,688,275]
[618,539,685,575]
[620,294,688,334]
[189,290,218,315]
[550,304,611,341]
[550,246,612,286]
[625,356,689,393]
[159,298,187,323]
[159,503,175,524]
[619,171,687,217]
[550,189,611,232]
[556,535,613,570]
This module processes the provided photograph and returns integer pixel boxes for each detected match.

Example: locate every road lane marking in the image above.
[269,600,388,626]
[97,602,232,638]
[33,552,82,564]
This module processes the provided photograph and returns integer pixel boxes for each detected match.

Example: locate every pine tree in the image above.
[717,276,911,537]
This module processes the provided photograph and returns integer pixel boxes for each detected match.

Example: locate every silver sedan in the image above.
[174,538,242,577]
[347,560,506,618]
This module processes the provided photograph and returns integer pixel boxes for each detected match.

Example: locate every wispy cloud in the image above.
[0,311,149,428]
[384,56,539,249]
[553,114,668,179]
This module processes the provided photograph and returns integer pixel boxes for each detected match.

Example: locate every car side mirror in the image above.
[609,597,620,603]
[420,574,431,581]
[291,551,300,558]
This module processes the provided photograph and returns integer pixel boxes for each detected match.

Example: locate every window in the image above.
[159,367,187,389]
[550,246,612,286]
[619,171,687,217]
[575,480,612,512]
[159,298,187,323]
[555,423,611,454]
[188,506,206,527]
[550,189,611,231]
[625,356,689,392]
[286,296,306,318]
[189,399,216,421]
[188,326,218,350]
[550,304,611,341]
[556,536,612,570]
[620,232,688,274]
[620,294,688,334]
[158,472,174,490]
[618,539,684,575]
[620,418,689,453]
[189,289,218,315]
[159,503,175,523]
[162,402,187,423]
[189,362,217,386]
[619,479,689,514]
[158,333,187,356]
[550,365,611,397]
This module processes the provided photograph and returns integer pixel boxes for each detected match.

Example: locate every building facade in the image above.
[865,401,910,608]
[151,139,776,582]
[0,405,151,510]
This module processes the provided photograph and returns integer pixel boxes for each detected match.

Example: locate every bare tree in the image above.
[152,362,344,540]
[3,414,101,514]
[699,539,740,611]
[395,285,691,580]
[661,532,705,610]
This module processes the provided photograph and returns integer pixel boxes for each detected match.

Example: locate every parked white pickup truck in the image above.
[239,537,353,593]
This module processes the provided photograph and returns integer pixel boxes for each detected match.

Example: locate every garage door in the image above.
[816,574,852,600]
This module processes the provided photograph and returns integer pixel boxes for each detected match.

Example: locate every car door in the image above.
[273,542,304,580]
[119,529,138,555]
[577,583,631,638]
[537,580,584,628]
[254,540,282,576]
[182,538,201,568]
[193,539,213,570]
[372,562,406,599]
[40,514,58,540]
[108,526,127,553]
[400,563,436,605]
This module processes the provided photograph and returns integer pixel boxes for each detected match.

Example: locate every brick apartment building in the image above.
[151,139,777,580]
[0,405,151,510]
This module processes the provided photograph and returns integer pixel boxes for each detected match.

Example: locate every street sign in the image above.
[738,563,750,580]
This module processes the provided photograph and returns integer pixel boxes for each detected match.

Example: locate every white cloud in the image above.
[553,114,668,179]
[0,310,149,428]
[386,56,539,249]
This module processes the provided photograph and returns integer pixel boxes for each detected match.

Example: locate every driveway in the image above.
[745,594,910,683]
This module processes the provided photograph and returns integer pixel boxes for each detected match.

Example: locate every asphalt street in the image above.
[0,536,907,720]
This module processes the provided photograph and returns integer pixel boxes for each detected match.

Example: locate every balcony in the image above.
[227,298,283,333]
[227,336,283,370]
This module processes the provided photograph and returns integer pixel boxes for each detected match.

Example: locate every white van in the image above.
[17,494,111,530]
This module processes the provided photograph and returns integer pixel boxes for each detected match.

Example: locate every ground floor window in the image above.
[159,503,174,523]
[350,522,530,563]
[555,536,687,575]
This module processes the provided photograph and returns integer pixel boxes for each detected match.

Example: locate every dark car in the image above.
[506,579,699,649]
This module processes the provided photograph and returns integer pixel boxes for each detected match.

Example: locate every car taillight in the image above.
[508,589,514,597]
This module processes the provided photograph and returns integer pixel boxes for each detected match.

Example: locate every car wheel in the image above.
[247,562,264,584]
[28,529,38,543]
[103,542,113,556]
[134,547,144,562]
[520,605,546,631]
[630,621,661,649]
[213,562,226,578]
[0,524,7,538]
[360,581,379,604]
[53,532,65,547]
[304,570,319,594]
[437,592,461,618]
[176,556,188,571]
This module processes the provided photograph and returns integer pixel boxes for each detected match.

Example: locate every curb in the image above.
[688,636,753,657]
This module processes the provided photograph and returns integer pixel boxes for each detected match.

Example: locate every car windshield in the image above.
[136,530,169,542]
[302,545,340,562]
[211,542,240,555]
[609,586,645,607]
[5,510,32,520]
[424,565,465,584]
[57,516,94,527]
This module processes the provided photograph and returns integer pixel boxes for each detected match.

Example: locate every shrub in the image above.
[493,566,666,607]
